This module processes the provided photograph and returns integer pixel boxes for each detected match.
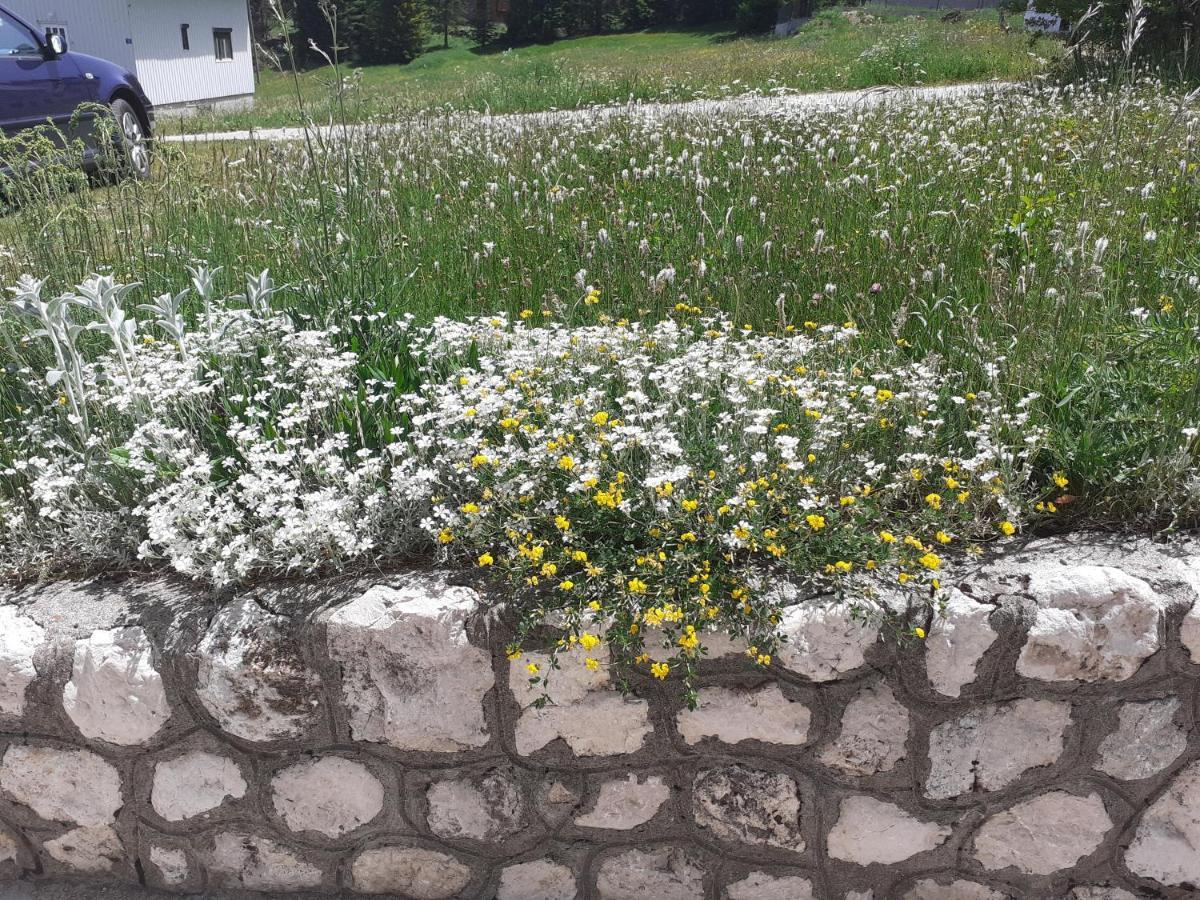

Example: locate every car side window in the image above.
[0,14,40,57]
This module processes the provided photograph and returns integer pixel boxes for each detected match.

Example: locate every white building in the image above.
[4,0,255,110]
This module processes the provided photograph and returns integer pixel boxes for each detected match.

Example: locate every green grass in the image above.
[168,6,1055,133]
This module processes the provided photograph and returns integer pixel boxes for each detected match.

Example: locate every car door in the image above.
[0,10,94,142]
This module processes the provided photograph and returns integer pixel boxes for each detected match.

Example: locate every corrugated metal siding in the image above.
[128,0,254,106]
[2,0,135,71]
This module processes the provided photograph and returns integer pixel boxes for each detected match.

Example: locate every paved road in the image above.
[163,80,1016,144]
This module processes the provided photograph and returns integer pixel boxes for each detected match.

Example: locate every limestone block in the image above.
[426,768,527,842]
[1017,565,1167,682]
[828,796,950,865]
[350,845,473,898]
[208,831,323,892]
[0,606,44,717]
[324,578,493,751]
[925,699,1070,799]
[497,859,577,900]
[676,683,809,746]
[152,751,247,821]
[195,597,322,743]
[1181,598,1200,662]
[0,832,16,865]
[1125,760,1200,885]
[575,773,670,829]
[1068,889,1140,900]
[726,871,816,900]
[148,845,190,887]
[924,589,997,697]
[776,602,878,681]
[973,791,1112,875]
[595,847,705,900]
[511,648,651,757]
[693,764,804,851]
[62,627,170,745]
[272,756,384,837]
[0,745,122,826]
[819,681,909,776]
[1096,698,1186,780]
[44,825,122,873]
[903,880,1008,900]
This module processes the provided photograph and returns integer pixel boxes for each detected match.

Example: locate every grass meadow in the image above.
[0,12,1196,679]
[170,5,1054,133]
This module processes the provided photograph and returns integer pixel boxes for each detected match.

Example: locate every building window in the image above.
[180,23,189,50]
[213,27,232,60]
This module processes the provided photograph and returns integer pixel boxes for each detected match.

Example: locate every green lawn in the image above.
[168,5,1056,133]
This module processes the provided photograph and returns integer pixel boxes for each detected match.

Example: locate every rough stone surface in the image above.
[925,699,1070,799]
[819,681,909,776]
[426,768,527,842]
[1125,760,1200,885]
[511,648,651,756]
[151,751,247,821]
[1017,565,1167,682]
[271,756,384,837]
[2,542,1200,899]
[1182,598,1200,662]
[725,871,816,899]
[924,588,998,697]
[62,627,170,746]
[0,746,122,826]
[973,791,1112,875]
[148,846,190,887]
[496,859,577,900]
[1096,698,1186,780]
[43,826,122,873]
[693,765,804,851]
[323,578,493,752]
[0,607,44,717]
[903,879,1008,900]
[677,683,809,746]
[207,831,323,892]
[351,846,473,899]
[195,597,322,743]
[575,773,670,830]
[827,796,950,865]
[595,847,705,900]
[776,602,878,681]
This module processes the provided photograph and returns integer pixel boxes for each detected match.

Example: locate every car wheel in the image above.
[109,98,151,180]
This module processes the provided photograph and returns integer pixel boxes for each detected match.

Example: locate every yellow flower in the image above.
[628,577,648,594]
[957,490,970,503]
[541,562,558,577]
[477,552,494,566]
[680,531,697,543]
[913,627,926,639]
[682,498,699,512]
[591,411,610,426]
[679,625,700,651]
[839,495,855,506]
[935,531,952,544]
[580,633,600,650]
[461,502,480,514]
[755,653,772,666]
[805,514,826,531]
[571,549,588,562]
[438,529,454,544]
[876,389,894,402]
[834,560,853,573]
[555,515,571,531]
[879,531,897,544]
[559,580,575,591]
[918,552,942,571]
[506,648,521,661]
[924,493,942,510]
[585,657,600,670]
[1053,471,1069,489]
[1000,520,1017,536]
[526,662,540,675]
[471,453,490,468]
[557,455,575,471]
[650,662,670,680]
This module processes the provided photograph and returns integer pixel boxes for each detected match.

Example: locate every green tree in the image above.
[734,0,777,32]
[344,0,430,63]
[506,0,565,42]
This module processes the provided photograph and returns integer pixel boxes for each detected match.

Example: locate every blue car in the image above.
[0,3,153,178]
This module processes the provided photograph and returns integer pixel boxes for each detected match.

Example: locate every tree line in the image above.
[248,0,778,68]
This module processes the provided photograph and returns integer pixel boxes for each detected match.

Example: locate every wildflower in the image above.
[526,663,540,675]
[554,515,571,531]
[924,493,942,510]
[580,633,600,650]
[999,521,1017,536]
[935,531,952,544]
[628,577,648,594]
[879,531,897,544]
[591,410,609,426]
[1053,472,1069,489]
[477,552,494,566]
[805,514,826,531]
[557,455,575,471]
[918,552,942,571]
[438,529,455,544]
[913,627,926,639]
[585,657,600,670]
[650,662,670,680]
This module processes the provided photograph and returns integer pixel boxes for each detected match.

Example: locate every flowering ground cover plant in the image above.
[0,270,1041,694]
[1,75,1199,690]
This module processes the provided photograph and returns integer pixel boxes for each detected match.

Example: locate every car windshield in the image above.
[0,14,38,56]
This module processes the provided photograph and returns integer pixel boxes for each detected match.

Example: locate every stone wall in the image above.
[0,535,1199,899]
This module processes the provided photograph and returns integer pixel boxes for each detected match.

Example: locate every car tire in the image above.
[108,98,151,180]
